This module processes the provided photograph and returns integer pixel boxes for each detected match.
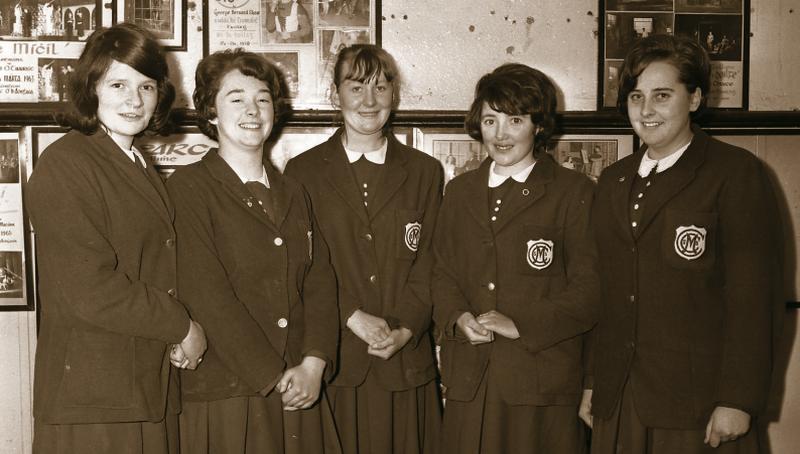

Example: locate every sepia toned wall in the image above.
[0,1,798,453]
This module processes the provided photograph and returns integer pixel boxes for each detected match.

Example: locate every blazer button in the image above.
[165,238,175,247]
[274,237,284,246]
[487,282,496,291]
[365,233,373,241]
[369,275,377,284]
[277,318,288,328]
[629,295,635,303]
[167,288,177,297]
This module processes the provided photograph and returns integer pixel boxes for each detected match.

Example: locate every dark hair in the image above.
[464,63,558,157]
[193,49,289,141]
[57,22,175,135]
[332,44,400,95]
[617,34,710,118]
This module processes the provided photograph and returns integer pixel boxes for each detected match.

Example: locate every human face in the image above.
[333,66,393,145]
[210,69,275,154]
[479,102,537,176]
[627,60,701,159]
[96,60,158,150]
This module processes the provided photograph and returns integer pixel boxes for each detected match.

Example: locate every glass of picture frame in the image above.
[203,0,380,109]
[113,0,187,51]
[599,0,749,109]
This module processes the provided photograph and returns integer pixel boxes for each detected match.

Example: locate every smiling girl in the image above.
[432,63,600,453]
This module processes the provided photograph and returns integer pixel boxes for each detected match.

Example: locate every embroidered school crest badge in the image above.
[674,225,706,260]
[404,222,421,252]
[526,239,554,270]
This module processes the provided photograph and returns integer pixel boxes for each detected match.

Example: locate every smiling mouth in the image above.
[641,121,663,128]
[119,113,143,120]
[493,144,514,151]
[239,122,262,129]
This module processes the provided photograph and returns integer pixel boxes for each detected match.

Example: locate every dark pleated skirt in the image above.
[33,414,179,454]
[179,391,341,454]
[441,368,586,454]
[591,381,760,454]
[326,372,442,454]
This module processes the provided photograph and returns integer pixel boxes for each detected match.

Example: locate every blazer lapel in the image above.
[369,135,408,220]
[265,161,293,229]
[323,132,370,226]
[492,156,554,235]
[203,149,276,230]
[636,128,707,236]
[100,133,172,226]
[464,160,492,233]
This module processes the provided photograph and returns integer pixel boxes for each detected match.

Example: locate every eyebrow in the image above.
[223,88,271,96]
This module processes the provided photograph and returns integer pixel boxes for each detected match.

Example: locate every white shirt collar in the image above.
[638,140,692,178]
[114,143,148,169]
[232,165,270,188]
[488,160,536,188]
[344,140,388,164]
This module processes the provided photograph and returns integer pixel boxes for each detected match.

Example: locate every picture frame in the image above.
[0,0,103,105]
[112,0,187,51]
[0,127,35,311]
[414,128,635,188]
[598,0,749,109]
[203,0,381,109]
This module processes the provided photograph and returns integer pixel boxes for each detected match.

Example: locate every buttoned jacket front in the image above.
[590,127,782,429]
[284,129,443,390]
[27,130,190,424]
[167,149,338,401]
[432,155,600,406]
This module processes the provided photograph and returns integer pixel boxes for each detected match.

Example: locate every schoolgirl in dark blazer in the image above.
[433,63,600,454]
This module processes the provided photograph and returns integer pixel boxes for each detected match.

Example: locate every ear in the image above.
[689,87,702,112]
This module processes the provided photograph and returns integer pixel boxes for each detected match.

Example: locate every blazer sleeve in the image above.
[431,182,473,340]
[514,177,601,354]
[714,156,777,414]
[299,190,340,382]
[167,173,285,391]
[384,163,444,347]
[26,143,190,343]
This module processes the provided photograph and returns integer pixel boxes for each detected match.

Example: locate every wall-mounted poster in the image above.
[0,0,101,104]
[113,0,187,50]
[599,0,749,109]
[0,128,33,311]
[203,0,380,108]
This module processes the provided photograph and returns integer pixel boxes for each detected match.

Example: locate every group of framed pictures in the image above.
[0,0,378,107]
[600,0,749,109]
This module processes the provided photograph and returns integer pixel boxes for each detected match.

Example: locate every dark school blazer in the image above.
[590,127,782,429]
[166,149,338,401]
[284,129,443,390]
[26,130,191,424]
[432,155,600,406]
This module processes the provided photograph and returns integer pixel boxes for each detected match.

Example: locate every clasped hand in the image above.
[277,356,326,411]
[457,310,520,345]
[347,309,411,359]
[169,319,207,370]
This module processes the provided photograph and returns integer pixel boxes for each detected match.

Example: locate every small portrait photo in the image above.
[38,57,75,102]
[318,0,370,27]
[675,14,742,61]
[261,52,299,98]
[0,251,24,299]
[0,139,19,184]
[317,28,369,99]
[261,0,314,45]
[603,60,624,108]
[0,0,96,41]
[675,0,742,13]
[606,0,672,12]
[605,12,673,59]
[548,139,623,183]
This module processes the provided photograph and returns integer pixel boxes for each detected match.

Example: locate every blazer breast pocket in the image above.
[518,224,564,277]
[396,209,423,260]
[661,209,717,271]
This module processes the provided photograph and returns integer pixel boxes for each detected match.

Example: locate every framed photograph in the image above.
[113,0,187,51]
[203,0,380,108]
[599,0,748,109]
[414,129,636,188]
[0,0,101,105]
[0,128,34,311]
